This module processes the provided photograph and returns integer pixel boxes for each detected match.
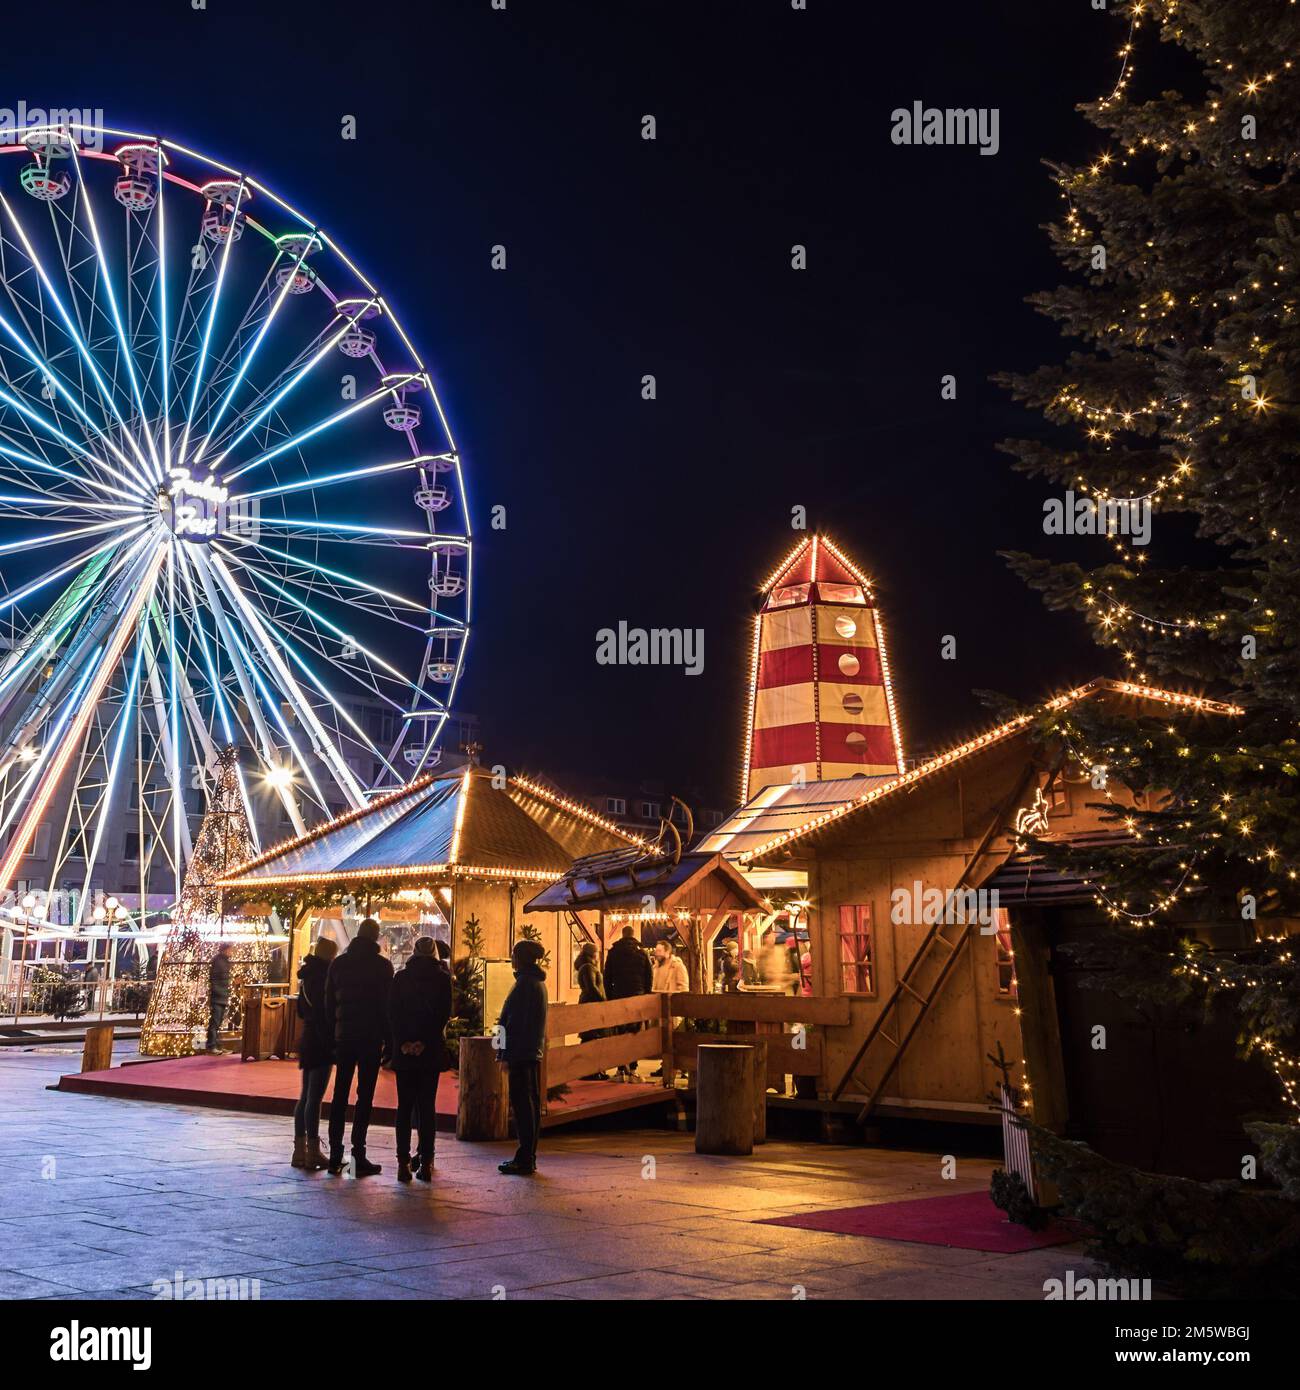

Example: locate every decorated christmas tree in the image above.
[139,747,269,1057]
[996,0,1300,1288]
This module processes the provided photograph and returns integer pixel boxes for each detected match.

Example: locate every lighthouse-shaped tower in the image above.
[741,535,904,801]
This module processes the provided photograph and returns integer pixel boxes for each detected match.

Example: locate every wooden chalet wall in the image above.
[790,741,1145,1116]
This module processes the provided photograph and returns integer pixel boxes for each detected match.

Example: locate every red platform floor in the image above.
[56,1053,670,1130]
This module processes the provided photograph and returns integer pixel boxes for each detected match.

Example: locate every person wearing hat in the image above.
[496,938,548,1175]
[324,918,394,1176]
[388,936,453,1182]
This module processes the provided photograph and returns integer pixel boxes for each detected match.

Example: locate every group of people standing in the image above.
[207,920,703,1181]
[287,923,552,1180]
[291,919,453,1180]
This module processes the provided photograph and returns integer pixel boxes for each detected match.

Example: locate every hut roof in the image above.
[523,849,766,915]
[742,679,1241,866]
[218,768,641,891]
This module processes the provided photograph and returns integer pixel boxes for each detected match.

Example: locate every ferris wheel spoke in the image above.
[67,146,160,479]
[0,192,154,490]
[239,514,436,548]
[0,302,149,482]
[223,532,427,616]
[0,545,162,892]
[187,548,308,834]
[204,549,367,806]
[198,298,380,469]
[220,376,421,486]
[244,612,406,786]
[176,182,247,468]
[189,238,321,466]
[229,453,437,505]
[212,542,426,695]
[75,628,147,914]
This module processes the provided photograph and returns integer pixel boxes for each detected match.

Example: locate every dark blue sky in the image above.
[7,0,1131,805]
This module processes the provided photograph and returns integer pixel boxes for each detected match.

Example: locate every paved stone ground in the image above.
[0,1046,1102,1301]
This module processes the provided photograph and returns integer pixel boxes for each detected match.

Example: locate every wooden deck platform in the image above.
[55,1054,672,1131]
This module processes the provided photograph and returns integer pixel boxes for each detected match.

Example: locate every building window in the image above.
[605,797,626,816]
[838,904,874,994]
[994,910,1017,997]
[640,801,660,821]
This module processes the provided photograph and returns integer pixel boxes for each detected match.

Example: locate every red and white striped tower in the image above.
[741,535,904,801]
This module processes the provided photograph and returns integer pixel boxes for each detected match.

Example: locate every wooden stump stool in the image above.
[695,1044,755,1156]
[710,1036,768,1144]
[81,1023,114,1073]
[456,1036,509,1141]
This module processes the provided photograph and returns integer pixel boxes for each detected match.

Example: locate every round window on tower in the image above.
[834,616,857,640]
[838,653,860,678]
[842,693,864,716]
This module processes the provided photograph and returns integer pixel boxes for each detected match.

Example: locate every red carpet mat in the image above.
[759,1191,1084,1253]
[57,1054,668,1130]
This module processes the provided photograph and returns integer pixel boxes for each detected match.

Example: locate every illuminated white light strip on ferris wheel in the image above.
[202,300,380,470]
[166,543,183,900]
[221,379,418,486]
[207,550,367,806]
[155,137,172,471]
[0,193,155,491]
[245,596,405,786]
[0,393,146,502]
[213,542,426,695]
[0,517,134,556]
[0,305,154,484]
[225,532,427,614]
[0,651,102,843]
[170,547,261,849]
[0,524,147,624]
[76,629,147,916]
[246,515,434,542]
[67,143,161,480]
[0,544,165,892]
[177,181,246,469]
[188,236,322,467]
[187,547,305,835]
[229,455,430,505]
[218,615,331,812]
[0,490,135,514]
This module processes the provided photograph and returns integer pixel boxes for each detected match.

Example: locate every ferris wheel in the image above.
[0,122,471,926]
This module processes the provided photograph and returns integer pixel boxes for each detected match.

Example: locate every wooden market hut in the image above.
[714,676,1279,1176]
[218,766,642,1004]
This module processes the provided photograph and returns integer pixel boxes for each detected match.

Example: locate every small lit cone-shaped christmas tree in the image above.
[139,747,268,1057]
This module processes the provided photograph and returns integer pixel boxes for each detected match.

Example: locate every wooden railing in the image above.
[542,991,850,1089]
[544,994,664,1087]
[665,993,850,1086]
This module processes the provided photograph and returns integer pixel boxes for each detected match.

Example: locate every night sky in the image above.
[11,1,1132,807]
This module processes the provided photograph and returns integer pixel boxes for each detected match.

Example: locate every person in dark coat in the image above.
[388,937,453,1183]
[603,925,652,1074]
[324,918,393,1176]
[496,939,548,1175]
[575,941,610,1079]
[292,937,338,1171]
[206,943,233,1052]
